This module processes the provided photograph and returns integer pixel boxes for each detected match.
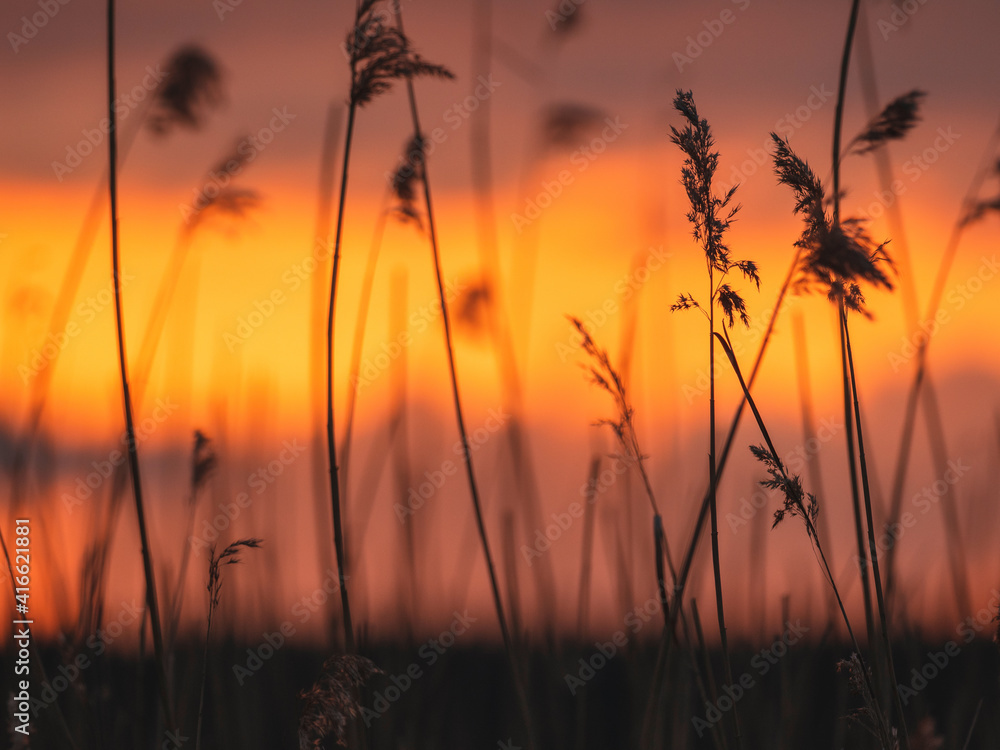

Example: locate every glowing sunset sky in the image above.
[2,0,1000,643]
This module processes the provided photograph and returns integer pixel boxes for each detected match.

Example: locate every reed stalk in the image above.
[107,0,173,730]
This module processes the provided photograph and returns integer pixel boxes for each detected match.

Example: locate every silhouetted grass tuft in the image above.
[347,0,454,107]
[846,89,926,156]
[298,655,382,749]
[147,46,223,135]
[771,134,894,315]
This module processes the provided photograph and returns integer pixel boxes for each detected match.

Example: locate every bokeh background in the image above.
[2,0,999,652]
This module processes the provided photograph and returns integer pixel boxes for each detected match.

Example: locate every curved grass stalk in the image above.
[391,3,535,743]
[107,0,173,731]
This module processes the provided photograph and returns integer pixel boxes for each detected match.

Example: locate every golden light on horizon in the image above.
[3,2,1000,746]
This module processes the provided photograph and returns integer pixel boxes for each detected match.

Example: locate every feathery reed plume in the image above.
[715,317,892,742]
[772,135,888,667]
[11,42,224,513]
[837,653,897,748]
[669,88,758,750]
[753,446,819,531]
[771,134,894,313]
[348,0,453,107]
[568,318,670,546]
[390,134,426,228]
[146,46,223,136]
[453,279,493,337]
[134,144,260,399]
[325,0,451,652]
[778,3,910,741]
[772,141,905,748]
[298,655,381,749]
[511,101,609,360]
[568,318,677,607]
[845,90,926,157]
[196,538,262,750]
[541,102,607,148]
[78,148,257,663]
[963,158,1000,225]
[779,116,914,726]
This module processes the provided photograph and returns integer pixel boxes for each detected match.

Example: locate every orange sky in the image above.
[3,0,1000,647]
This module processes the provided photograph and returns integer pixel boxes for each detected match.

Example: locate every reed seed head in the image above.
[147,45,224,136]
[186,144,261,231]
[671,90,759,328]
[540,103,607,149]
[750,444,818,532]
[836,654,899,748]
[298,655,381,749]
[567,317,647,475]
[347,0,454,107]
[963,158,1000,226]
[847,90,926,157]
[454,280,492,337]
[190,429,217,498]
[207,538,262,611]
[391,135,425,228]
[771,134,894,316]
